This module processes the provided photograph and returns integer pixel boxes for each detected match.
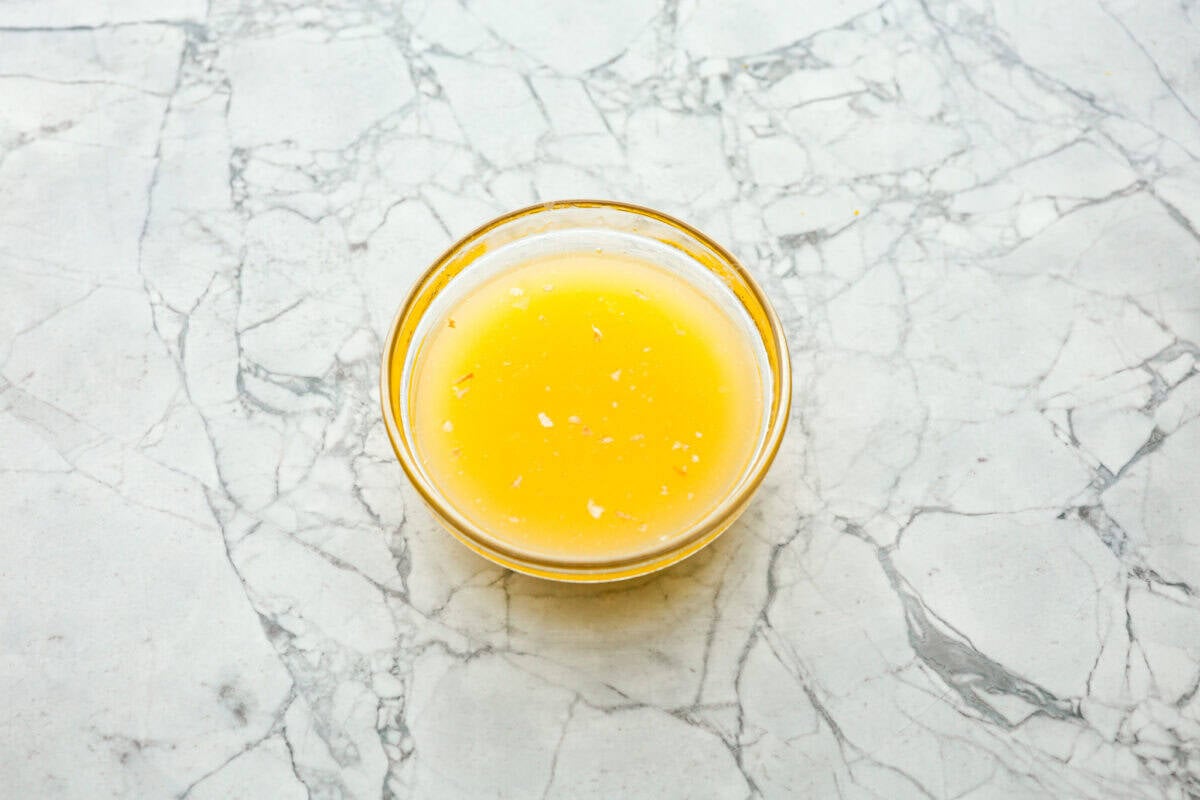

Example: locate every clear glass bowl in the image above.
[380,200,791,581]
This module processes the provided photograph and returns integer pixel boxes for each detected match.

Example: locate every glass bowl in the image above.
[380,200,791,582]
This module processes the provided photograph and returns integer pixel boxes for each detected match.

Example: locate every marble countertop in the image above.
[3,0,1199,797]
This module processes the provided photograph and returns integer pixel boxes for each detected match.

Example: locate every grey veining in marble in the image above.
[2,0,1199,797]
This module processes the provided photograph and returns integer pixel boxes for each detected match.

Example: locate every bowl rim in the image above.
[379,199,791,579]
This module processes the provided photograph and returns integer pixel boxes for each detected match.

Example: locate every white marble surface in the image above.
[2,0,1199,797]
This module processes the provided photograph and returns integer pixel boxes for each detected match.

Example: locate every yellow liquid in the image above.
[410,251,763,561]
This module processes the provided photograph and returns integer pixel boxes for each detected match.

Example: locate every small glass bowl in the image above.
[380,200,791,582]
